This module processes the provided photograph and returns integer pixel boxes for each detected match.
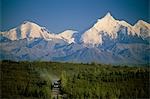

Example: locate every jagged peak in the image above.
[134,20,150,27]
[92,12,118,38]
[99,12,115,21]
[95,12,117,29]
[81,12,150,46]
[133,20,150,31]
[136,20,146,24]
[105,12,112,18]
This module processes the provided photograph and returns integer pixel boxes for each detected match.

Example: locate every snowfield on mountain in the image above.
[0,13,150,65]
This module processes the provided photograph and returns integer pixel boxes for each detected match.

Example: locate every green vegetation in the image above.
[1,60,52,99]
[60,64,150,98]
[0,60,150,99]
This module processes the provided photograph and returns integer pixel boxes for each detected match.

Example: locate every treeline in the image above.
[60,64,150,98]
[1,61,52,99]
[0,60,150,99]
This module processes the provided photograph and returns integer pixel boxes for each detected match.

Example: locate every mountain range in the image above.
[0,12,150,65]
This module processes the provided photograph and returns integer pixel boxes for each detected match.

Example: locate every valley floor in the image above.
[0,60,150,99]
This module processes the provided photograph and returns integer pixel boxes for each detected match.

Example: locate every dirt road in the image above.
[51,79,62,99]
[52,87,62,99]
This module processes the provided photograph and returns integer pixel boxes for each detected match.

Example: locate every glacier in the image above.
[0,12,150,65]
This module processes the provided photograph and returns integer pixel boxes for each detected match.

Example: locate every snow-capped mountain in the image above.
[0,13,150,65]
[81,12,150,46]
[0,21,77,44]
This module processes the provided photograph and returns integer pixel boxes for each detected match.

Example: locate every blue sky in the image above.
[1,0,149,33]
